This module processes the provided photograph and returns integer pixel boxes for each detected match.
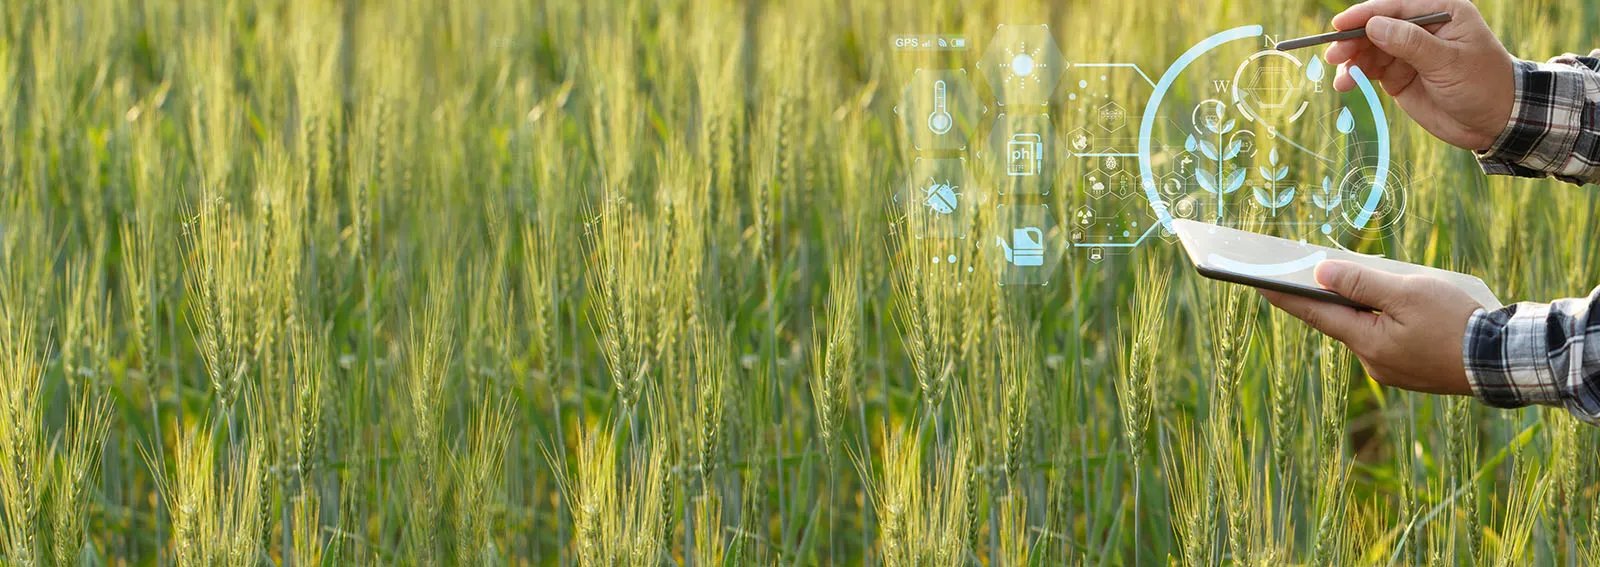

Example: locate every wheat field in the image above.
[2,0,1600,565]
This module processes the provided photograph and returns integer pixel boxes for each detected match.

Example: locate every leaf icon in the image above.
[1224,168,1248,194]
[1312,182,1342,212]
[1257,166,1274,180]
[1275,187,1296,208]
[1275,166,1289,181]
[1199,139,1219,161]
[1253,187,1274,208]
[1336,107,1355,134]
[1322,175,1332,194]
[1224,138,1243,161]
[1185,134,1198,152]
[1307,57,1326,83]
[1269,148,1280,166]
[1219,119,1236,134]
[1196,169,1218,194]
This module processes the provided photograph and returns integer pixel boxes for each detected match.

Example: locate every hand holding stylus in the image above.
[1322,0,1516,152]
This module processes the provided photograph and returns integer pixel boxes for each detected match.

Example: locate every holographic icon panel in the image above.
[978,25,1065,107]
[896,69,984,151]
[901,157,982,239]
[990,203,1063,286]
[984,113,1056,196]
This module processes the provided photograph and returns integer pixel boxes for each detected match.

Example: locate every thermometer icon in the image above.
[928,80,952,135]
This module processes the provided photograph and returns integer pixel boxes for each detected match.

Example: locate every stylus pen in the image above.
[1274,12,1452,51]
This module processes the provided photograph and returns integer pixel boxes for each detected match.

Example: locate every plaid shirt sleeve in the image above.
[1464,286,1600,424]
[1465,51,1600,422]
[1475,50,1600,186]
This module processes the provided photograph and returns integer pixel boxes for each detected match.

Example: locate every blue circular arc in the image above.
[1139,25,1264,230]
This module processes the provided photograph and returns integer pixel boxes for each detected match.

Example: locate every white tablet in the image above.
[1171,219,1503,312]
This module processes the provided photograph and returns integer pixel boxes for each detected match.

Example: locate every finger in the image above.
[1343,50,1421,95]
[1334,63,1358,92]
[1364,16,1455,73]
[1375,61,1418,96]
[1346,48,1396,74]
[1325,39,1371,65]
[1331,0,1459,32]
[1314,260,1408,310]
[1256,289,1378,348]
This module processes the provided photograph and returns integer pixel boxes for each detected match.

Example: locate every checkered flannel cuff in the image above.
[1476,58,1600,183]
[1464,305,1566,408]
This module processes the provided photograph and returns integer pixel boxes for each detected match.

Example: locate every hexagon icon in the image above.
[1159,171,1186,198]
[1240,62,1297,108]
[1109,170,1135,199]
[1097,154,1122,174]
[1095,101,1126,133]
[1073,205,1096,228]
[984,113,1056,195]
[990,203,1063,286]
[1232,51,1309,124]
[1173,150,1198,177]
[1065,126,1093,157]
[1082,169,1108,199]
[978,25,1065,107]
[896,69,983,151]
[902,157,980,238]
[1172,195,1201,219]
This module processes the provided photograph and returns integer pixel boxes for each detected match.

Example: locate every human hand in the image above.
[1324,0,1516,152]
[1256,260,1481,396]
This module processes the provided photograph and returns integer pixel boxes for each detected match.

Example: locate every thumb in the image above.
[1315,260,1406,309]
[1366,16,1453,73]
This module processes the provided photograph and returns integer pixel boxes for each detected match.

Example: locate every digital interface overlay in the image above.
[890,23,1421,286]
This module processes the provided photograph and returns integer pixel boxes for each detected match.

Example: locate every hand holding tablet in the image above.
[1170,220,1502,311]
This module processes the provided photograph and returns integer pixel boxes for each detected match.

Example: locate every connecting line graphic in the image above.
[1072,222,1161,248]
[1070,62,1157,159]
[1267,127,1334,164]
[1072,63,1157,87]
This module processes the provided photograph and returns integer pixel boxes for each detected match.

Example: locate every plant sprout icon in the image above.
[1186,102,1246,221]
[1252,148,1295,216]
[1311,175,1342,234]
[1312,175,1341,212]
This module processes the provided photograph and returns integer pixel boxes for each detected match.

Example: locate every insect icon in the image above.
[921,178,961,215]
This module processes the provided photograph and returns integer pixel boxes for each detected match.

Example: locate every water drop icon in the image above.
[1336,107,1355,134]
[1306,57,1326,83]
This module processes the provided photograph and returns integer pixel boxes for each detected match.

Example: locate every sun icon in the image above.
[980,25,1063,106]
[1003,43,1047,92]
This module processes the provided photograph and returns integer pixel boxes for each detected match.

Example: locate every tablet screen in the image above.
[1171,219,1503,310]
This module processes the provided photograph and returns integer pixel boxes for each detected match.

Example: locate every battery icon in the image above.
[951,38,966,48]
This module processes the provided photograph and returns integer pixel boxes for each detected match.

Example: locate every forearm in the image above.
[1476,50,1600,186]
[1464,286,1600,423]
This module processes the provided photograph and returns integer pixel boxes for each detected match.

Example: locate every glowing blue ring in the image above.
[1347,65,1390,230]
[1138,26,1391,255]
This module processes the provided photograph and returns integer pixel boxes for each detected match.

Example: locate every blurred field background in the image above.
[3,0,1600,565]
